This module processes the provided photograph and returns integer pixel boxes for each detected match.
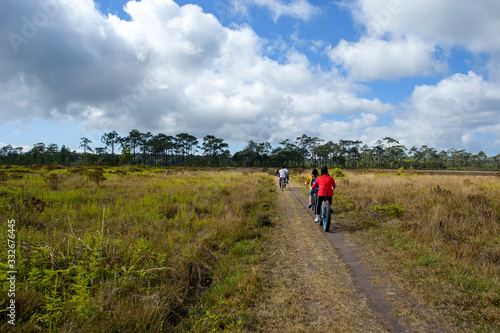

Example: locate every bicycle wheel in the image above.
[321,200,331,232]
[311,192,317,212]
[280,178,285,191]
[318,200,324,226]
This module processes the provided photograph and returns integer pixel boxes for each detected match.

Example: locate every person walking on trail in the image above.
[311,166,336,222]
[305,168,319,208]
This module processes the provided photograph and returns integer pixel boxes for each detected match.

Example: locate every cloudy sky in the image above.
[1,0,500,155]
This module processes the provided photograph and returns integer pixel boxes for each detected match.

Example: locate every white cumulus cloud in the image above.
[0,0,386,146]
[341,0,500,81]
[329,36,446,81]
[230,0,321,22]
[369,72,500,152]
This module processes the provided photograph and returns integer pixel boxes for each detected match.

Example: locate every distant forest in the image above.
[1,130,499,170]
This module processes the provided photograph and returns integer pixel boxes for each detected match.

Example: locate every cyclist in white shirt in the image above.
[278,166,288,179]
[278,166,289,189]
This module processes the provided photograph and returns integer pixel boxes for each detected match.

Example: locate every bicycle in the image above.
[279,177,286,191]
[311,189,318,212]
[318,198,331,232]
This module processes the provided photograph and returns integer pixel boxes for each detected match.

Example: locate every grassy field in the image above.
[0,165,275,332]
[295,168,500,331]
[3,165,500,331]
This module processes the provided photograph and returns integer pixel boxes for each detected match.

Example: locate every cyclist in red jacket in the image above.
[310,166,336,222]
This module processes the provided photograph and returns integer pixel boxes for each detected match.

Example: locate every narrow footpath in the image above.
[253,179,450,332]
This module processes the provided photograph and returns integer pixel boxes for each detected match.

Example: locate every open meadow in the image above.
[0,165,275,332]
[2,165,500,331]
[294,168,500,330]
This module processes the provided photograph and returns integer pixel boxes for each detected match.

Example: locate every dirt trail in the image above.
[254,179,447,332]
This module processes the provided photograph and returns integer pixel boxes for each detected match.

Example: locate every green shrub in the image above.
[44,172,64,190]
[331,168,346,178]
[86,169,106,185]
[371,203,405,218]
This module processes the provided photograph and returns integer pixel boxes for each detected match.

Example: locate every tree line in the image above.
[1,130,499,170]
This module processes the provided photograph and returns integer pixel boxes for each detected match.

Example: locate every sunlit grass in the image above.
[295,169,500,330]
[0,165,275,332]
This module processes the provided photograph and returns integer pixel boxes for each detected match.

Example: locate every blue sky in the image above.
[1,0,500,156]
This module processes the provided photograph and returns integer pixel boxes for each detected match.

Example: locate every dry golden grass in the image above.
[338,172,500,266]
[293,169,500,331]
